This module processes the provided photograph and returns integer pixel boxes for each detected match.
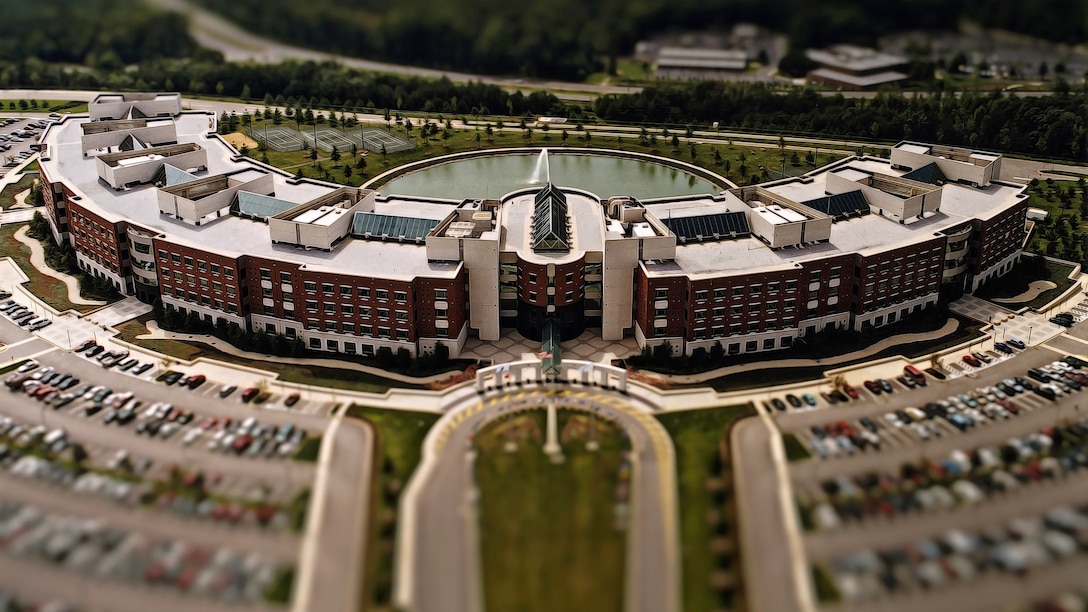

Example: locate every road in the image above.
[143,0,639,99]
[292,415,374,612]
[396,385,679,612]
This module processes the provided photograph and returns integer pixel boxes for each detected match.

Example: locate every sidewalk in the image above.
[12,225,105,306]
[140,320,464,385]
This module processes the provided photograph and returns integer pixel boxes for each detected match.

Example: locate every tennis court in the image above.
[360,129,413,153]
[248,126,303,152]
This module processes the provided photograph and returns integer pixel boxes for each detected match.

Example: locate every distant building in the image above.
[806,45,909,90]
[654,47,748,80]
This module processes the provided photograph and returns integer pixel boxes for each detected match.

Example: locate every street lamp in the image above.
[1028,326,1034,345]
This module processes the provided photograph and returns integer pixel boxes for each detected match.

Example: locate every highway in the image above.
[397,384,679,612]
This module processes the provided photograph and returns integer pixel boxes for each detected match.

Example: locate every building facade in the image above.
[37,94,1029,360]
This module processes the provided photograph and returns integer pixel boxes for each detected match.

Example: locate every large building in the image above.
[37,94,1028,360]
[805,45,909,90]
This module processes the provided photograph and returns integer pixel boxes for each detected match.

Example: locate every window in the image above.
[357,287,370,299]
[186,274,195,286]
[785,280,797,291]
[361,344,374,356]
[187,291,197,302]
[436,307,448,318]
[748,303,760,314]
[436,327,448,338]
[565,272,574,283]
[158,249,168,261]
[529,291,538,302]
[304,281,317,293]
[309,338,321,348]
[713,307,725,318]
[767,282,779,294]
[173,271,183,282]
[212,281,222,293]
[171,253,181,264]
[199,278,209,289]
[694,329,706,340]
[322,283,334,295]
[732,287,744,297]
[750,284,762,296]
[378,308,390,319]
[326,340,338,352]
[214,299,224,311]
[307,318,319,330]
[197,260,207,272]
[341,304,354,315]
[361,306,371,318]
[224,267,234,279]
[227,303,238,314]
[378,326,391,338]
[695,310,707,322]
[210,263,220,275]
[767,301,778,313]
[695,290,708,302]
[394,291,408,303]
[785,299,796,311]
[340,285,351,296]
[714,288,728,300]
[434,288,448,301]
[362,325,373,336]
[830,266,841,278]
[344,342,356,354]
[564,290,574,301]
[225,285,236,297]
[397,329,409,340]
[280,271,292,283]
[306,300,318,312]
[184,256,194,268]
[746,340,758,352]
[263,304,274,315]
[763,338,775,350]
[655,308,667,317]
[323,303,335,314]
[529,272,538,283]
[376,289,389,301]
[343,322,355,334]
[655,288,668,300]
[809,270,821,282]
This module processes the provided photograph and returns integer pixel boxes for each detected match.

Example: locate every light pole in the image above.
[1028,326,1034,345]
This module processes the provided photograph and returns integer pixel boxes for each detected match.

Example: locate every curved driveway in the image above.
[396,384,679,612]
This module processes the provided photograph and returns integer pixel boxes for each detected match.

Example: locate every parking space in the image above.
[0,117,47,178]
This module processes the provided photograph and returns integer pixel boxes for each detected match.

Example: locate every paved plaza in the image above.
[460,329,640,365]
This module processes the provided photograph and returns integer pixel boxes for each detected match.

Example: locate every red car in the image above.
[863,380,882,395]
[904,365,928,386]
[185,374,206,389]
[841,383,860,400]
[962,354,981,368]
[240,387,259,403]
[284,392,301,407]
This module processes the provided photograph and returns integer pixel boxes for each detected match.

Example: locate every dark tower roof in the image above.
[531,183,570,252]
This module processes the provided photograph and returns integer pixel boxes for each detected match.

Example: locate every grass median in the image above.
[475,409,627,612]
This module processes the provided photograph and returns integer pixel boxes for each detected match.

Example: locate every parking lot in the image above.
[0,116,48,178]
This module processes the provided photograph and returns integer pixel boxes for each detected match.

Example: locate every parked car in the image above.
[241,387,260,403]
[284,393,301,408]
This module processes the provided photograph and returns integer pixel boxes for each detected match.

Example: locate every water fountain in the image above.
[529,148,550,184]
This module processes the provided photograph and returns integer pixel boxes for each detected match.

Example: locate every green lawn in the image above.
[782,433,811,462]
[475,410,627,612]
[0,175,36,209]
[0,223,93,313]
[974,256,1077,310]
[347,405,441,609]
[657,404,755,612]
[0,100,88,114]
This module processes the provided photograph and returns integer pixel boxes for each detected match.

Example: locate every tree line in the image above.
[594,82,1088,162]
[0,58,567,119]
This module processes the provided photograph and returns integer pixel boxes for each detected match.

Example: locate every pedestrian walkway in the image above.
[12,225,105,306]
[83,297,151,328]
[460,328,640,365]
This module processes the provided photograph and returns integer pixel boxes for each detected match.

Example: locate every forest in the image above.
[594,83,1088,162]
[188,0,1087,80]
[0,0,199,68]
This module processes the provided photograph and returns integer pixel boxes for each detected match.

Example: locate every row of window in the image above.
[690,298,800,320]
[162,273,237,297]
[166,287,239,314]
[158,250,236,280]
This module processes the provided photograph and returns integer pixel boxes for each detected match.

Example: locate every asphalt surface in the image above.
[400,385,679,612]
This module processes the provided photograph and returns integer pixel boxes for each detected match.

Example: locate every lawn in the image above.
[973,257,1077,310]
[115,316,413,394]
[657,404,755,612]
[0,100,89,114]
[474,409,627,612]
[0,175,36,209]
[347,405,441,609]
[0,223,92,313]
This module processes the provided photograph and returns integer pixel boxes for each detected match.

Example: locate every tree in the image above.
[330,145,341,163]
[671,134,680,152]
[381,143,387,159]
[310,147,318,166]
[343,164,352,179]
[485,124,494,142]
[351,143,358,158]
